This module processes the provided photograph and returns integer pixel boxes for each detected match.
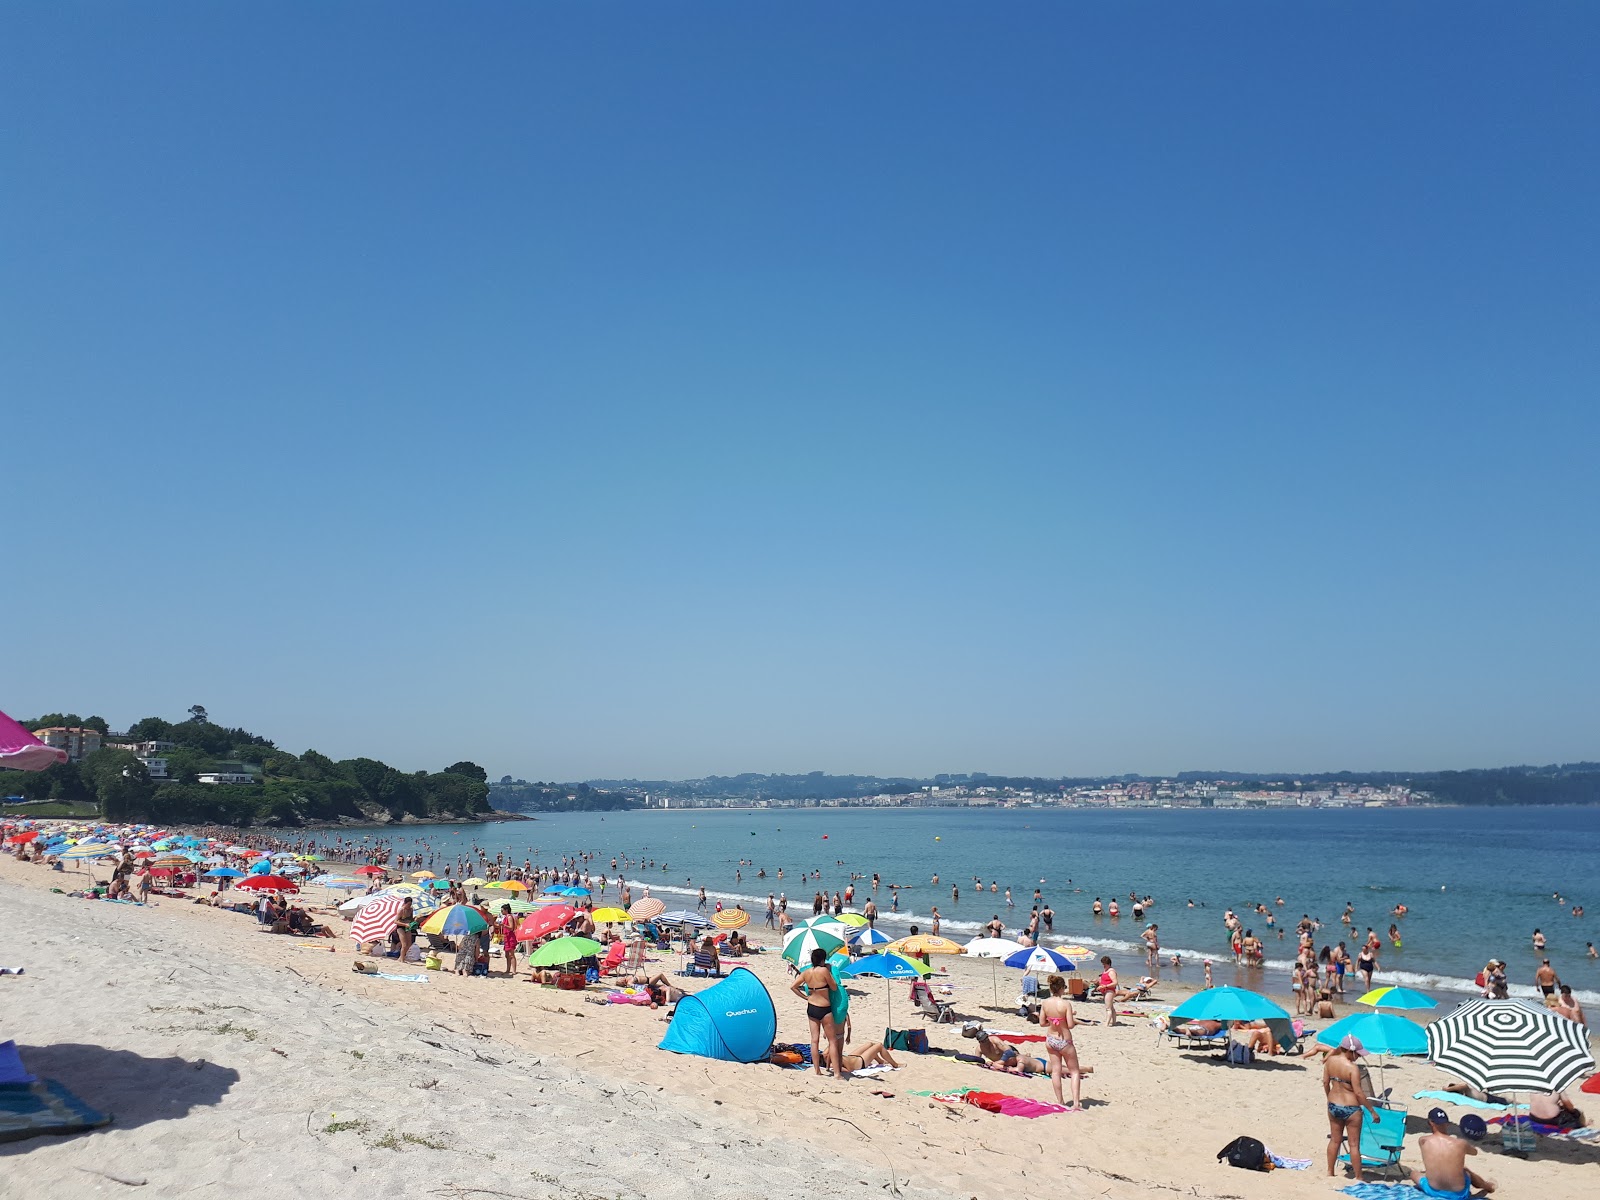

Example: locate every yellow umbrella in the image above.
[712,909,750,929]
[462,877,487,886]
[590,907,630,923]
[885,935,965,956]
[834,912,869,927]
[411,871,436,879]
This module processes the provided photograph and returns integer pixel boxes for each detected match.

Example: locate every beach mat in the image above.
[1411,1090,1508,1112]
[0,1080,112,1143]
[1340,1185,1424,1200]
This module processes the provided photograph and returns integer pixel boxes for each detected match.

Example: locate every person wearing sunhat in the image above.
[1411,1108,1494,1199]
[1323,1035,1380,1180]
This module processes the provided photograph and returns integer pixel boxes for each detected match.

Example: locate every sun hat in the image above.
[1459,1114,1487,1141]
[1339,1034,1366,1055]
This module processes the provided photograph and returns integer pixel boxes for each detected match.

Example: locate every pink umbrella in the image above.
[0,710,68,772]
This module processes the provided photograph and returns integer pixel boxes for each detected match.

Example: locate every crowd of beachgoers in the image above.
[4,816,1597,1199]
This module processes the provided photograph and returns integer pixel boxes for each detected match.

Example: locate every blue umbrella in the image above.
[1169,986,1289,1023]
[561,886,591,897]
[850,926,893,947]
[841,952,929,1024]
[203,867,245,878]
[1004,946,1077,972]
[658,910,710,928]
[1315,1011,1429,1057]
[842,952,929,980]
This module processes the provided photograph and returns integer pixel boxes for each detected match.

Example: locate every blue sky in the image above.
[4,5,1596,780]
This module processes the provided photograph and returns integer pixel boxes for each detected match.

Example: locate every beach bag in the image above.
[1217,1136,1268,1171]
[1225,1041,1254,1065]
[884,1028,915,1052]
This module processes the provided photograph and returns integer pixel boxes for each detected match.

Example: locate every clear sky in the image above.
[5,5,1596,781]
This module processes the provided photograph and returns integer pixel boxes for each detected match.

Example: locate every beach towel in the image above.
[1339,1184,1425,1200]
[1411,1090,1508,1112]
[1269,1154,1312,1170]
[850,1064,894,1078]
[0,1041,36,1086]
[373,971,428,982]
[1487,1114,1599,1140]
[0,1080,112,1143]
[911,1088,1071,1117]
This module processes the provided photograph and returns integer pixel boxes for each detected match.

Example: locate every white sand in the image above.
[2,854,1595,1200]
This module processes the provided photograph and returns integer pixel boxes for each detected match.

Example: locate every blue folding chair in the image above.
[1338,1103,1407,1179]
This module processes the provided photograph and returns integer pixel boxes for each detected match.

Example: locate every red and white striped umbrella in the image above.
[627,898,666,920]
[350,895,405,943]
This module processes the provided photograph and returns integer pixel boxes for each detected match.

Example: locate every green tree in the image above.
[127,716,175,741]
[444,761,488,782]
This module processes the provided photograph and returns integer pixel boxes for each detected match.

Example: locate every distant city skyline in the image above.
[6,7,1596,780]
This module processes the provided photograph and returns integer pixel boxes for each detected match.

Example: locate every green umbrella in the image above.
[527,936,603,967]
[782,925,847,965]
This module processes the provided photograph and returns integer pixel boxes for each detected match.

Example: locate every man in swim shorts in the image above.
[1411,1109,1494,1198]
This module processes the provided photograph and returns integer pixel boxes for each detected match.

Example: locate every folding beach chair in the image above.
[1338,1103,1407,1180]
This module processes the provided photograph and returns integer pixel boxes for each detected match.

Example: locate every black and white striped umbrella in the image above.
[1426,999,1594,1094]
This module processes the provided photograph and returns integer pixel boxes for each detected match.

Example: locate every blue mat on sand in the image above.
[1340,1184,1423,1200]
[1412,1090,1507,1112]
[0,1080,112,1143]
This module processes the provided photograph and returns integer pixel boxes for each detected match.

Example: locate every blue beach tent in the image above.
[657,967,777,1063]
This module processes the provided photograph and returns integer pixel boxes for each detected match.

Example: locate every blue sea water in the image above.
[368,805,1600,1003]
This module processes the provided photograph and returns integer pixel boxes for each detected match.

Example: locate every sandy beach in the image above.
[2,852,1596,1200]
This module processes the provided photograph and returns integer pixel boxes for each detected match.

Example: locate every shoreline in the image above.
[3,844,1596,1199]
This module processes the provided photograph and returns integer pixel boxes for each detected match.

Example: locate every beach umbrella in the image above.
[790,915,849,936]
[659,910,711,929]
[590,908,630,924]
[499,880,530,892]
[1426,999,1595,1095]
[833,912,869,927]
[350,894,406,943]
[627,898,665,921]
[202,867,244,879]
[561,886,590,897]
[1054,944,1093,961]
[385,883,426,896]
[0,709,69,771]
[527,936,603,968]
[712,909,750,930]
[885,935,965,958]
[515,905,578,942]
[462,877,487,886]
[1005,946,1077,973]
[1316,1011,1430,1057]
[850,926,894,948]
[842,951,929,1026]
[501,899,541,914]
[427,879,452,890]
[1169,986,1289,1024]
[411,871,436,879]
[1357,986,1438,1012]
[311,876,365,890]
[783,925,847,965]
[965,937,1025,959]
[5,831,41,844]
[354,865,387,876]
[236,875,296,891]
[540,883,569,894]
[419,904,491,937]
[248,858,275,875]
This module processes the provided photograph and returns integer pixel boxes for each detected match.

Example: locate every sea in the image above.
[361,804,1600,1004]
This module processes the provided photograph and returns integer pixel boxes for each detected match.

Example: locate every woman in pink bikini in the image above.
[1039,974,1085,1110]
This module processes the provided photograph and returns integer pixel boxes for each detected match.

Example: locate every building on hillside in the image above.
[31,727,102,762]
[197,772,257,786]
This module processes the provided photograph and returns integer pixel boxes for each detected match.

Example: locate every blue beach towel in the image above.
[1411,1090,1508,1112]
[0,1080,112,1143]
[1340,1184,1425,1200]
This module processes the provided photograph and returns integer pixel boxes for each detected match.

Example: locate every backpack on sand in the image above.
[1217,1136,1269,1171]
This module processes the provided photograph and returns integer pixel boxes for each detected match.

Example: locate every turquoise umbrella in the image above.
[1315,1011,1429,1057]
[1169,986,1289,1023]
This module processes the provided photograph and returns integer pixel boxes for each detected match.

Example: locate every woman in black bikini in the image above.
[791,947,846,1079]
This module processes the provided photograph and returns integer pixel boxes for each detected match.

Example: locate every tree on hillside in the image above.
[445,761,488,782]
[127,717,175,741]
[187,705,209,724]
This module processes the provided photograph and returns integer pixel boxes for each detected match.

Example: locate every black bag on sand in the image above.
[1217,1136,1268,1171]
